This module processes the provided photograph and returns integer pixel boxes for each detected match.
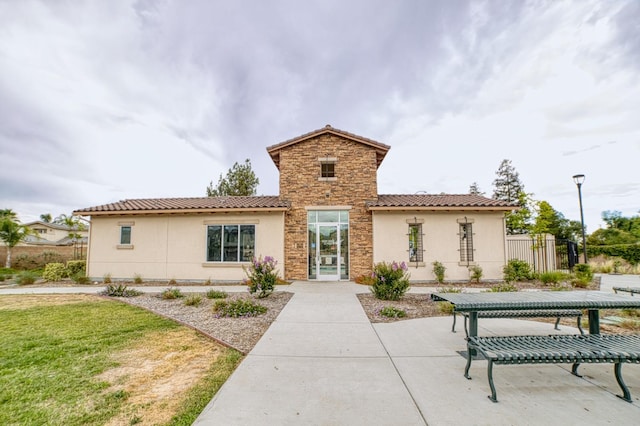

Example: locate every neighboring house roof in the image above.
[24,220,86,232]
[367,194,518,211]
[267,124,391,169]
[74,196,291,216]
[22,235,88,246]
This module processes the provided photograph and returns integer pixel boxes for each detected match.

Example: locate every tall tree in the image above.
[468,182,485,196]
[206,159,260,197]
[531,200,583,240]
[54,214,87,241]
[40,213,52,223]
[0,214,31,268]
[492,159,524,203]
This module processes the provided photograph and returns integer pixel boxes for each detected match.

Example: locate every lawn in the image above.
[0,295,242,426]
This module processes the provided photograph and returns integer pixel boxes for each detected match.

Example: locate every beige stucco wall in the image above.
[372,211,507,281]
[86,213,285,281]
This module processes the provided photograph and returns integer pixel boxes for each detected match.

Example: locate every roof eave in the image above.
[73,207,290,216]
[367,206,517,212]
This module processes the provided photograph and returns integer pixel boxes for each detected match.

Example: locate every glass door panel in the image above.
[340,224,349,280]
[308,225,317,279]
[317,225,339,280]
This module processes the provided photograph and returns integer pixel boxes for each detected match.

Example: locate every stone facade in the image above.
[275,133,380,280]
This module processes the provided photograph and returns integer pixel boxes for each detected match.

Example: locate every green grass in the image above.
[0,299,181,425]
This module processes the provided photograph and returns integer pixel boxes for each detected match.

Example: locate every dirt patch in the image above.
[0,294,107,310]
[98,328,222,426]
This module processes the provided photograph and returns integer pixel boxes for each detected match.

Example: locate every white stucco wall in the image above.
[372,211,507,281]
[86,213,285,281]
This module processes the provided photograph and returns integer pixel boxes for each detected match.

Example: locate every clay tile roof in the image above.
[266,124,390,169]
[74,196,290,215]
[367,194,518,210]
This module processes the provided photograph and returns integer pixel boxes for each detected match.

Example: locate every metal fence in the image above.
[506,235,578,273]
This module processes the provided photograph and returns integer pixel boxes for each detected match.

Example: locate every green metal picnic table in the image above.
[431,291,640,338]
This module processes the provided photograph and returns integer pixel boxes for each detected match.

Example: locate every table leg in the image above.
[588,309,600,335]
[469,311,478,356]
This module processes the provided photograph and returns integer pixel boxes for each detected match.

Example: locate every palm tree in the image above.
[0,218,31,268]
[40,213,52,223]
[54,214,87,242]
[0,209,18,221]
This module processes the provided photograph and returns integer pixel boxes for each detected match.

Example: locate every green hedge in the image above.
[587,244,640,265]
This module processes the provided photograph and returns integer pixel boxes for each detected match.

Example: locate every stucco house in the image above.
[74,125,515,282]
[22,221,89,246]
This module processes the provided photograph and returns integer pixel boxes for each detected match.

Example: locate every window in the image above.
[408,224,423,262]
[321,162,335,178]
[207,225,255,262]
[459,223,474,262]
[120,226,132,245]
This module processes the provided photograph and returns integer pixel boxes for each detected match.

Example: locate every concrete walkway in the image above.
[194,280,640,425]
[2,277,640,424]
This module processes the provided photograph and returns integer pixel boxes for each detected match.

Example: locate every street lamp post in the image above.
[572,174,588,263]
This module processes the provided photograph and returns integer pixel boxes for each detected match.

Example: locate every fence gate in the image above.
[506,235,576,273]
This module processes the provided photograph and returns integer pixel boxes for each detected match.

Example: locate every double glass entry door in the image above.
[308,211,349,281]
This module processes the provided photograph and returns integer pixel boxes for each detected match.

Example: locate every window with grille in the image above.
[459,223,474,262]
[409,224,423,263]
[321,162,335,178]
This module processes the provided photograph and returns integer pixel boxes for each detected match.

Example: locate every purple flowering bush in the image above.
[244,255,279,298]
[370,261,411,300]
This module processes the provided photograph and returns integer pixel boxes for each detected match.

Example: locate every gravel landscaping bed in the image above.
[114,291,293,354]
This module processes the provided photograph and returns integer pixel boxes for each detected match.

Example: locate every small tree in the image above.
[206,159,260,196]
[244,256,279,298]
[0,216,31,268]
[370,261,410,300]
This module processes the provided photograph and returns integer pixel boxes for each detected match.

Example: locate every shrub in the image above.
[101,284,142,297]
[42,263,68,282]
[133,274,143,284]
[184,294,203,307]
[206,289,228,299]
[379,306,407,318]
[15,271,38,285]
[503,259,532,282]
[244,256,279,298]
[161,287,183,300]
[469,265,483,283]
[432,261,446,283]
[370,261,411,301]
[168,278,177,285]
[71,273,90,284]
[66,260,86,276]
[539,271,568,285]
[103,273,112,284]
[213,299,267,317]
[488,282,518,292]
[436,286,462,293]
[572,264,593,287]
[438,302,454,315]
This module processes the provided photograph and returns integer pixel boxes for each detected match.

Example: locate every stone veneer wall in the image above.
[277,134,379,280]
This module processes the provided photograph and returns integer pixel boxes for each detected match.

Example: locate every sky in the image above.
[1,0,638,234]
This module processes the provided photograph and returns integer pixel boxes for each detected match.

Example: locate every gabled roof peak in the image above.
[266,125,390,169]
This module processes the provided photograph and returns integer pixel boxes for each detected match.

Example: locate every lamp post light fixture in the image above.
[572,174,588,263]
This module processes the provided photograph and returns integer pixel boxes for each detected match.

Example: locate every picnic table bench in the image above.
[614,287,640,296]
[451,309,584,337]
[464,333,640,403]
